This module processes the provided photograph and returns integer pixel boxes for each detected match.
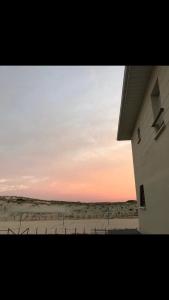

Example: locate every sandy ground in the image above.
[0,218,139,234]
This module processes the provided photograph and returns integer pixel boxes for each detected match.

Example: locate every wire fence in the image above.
[0,213,139,234]
[0,226,139,235]
[0,227,101,235]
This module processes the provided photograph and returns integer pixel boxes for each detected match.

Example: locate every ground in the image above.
[0,218,139,234]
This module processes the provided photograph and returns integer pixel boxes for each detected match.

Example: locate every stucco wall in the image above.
[131,66,169,234]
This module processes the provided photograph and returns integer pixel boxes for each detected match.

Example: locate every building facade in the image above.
[117,66,169,234]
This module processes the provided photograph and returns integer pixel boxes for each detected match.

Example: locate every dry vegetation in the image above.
[0,196,138,221]
[0,196,138,234]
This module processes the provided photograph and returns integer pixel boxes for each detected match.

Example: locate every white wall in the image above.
[131,66,169,234]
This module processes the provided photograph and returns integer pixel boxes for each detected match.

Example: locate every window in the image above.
[140,184,146,208]
[137,127,141,144]
[151,79,165,133]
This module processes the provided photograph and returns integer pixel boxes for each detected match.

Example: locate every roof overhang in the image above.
[117,66,154,140]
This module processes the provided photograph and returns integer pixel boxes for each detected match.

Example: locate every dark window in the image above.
[151,79,164,132]
[140,185,146,208]
[137,127,141,144]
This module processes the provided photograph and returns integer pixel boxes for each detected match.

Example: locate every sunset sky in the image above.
[0,66,136,202]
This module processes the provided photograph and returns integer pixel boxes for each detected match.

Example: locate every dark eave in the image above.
[117,66,154,140]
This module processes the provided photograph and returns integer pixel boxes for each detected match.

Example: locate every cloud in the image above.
[28,177,49,184]
[21,176,35,180]
[0,179,9,183]
[21,176,49,184]
[0,176,49,194]
[0,184,28,192]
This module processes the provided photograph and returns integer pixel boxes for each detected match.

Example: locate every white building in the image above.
[117,66,169,234]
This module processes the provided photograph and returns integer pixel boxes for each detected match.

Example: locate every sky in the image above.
[0,66,136,202]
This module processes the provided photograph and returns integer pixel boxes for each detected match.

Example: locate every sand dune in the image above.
[0,196,138,221]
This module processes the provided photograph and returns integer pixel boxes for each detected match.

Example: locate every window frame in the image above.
[139,184,146,209]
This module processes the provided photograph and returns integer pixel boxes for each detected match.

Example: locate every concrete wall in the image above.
[131,66,169,234]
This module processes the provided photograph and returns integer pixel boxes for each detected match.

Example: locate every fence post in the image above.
[45,228,47,235]
[18,214,23,234]
[35,227,38,235]
[65,228,67,235]
[55,228,57,234]
[83,227,85,234]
